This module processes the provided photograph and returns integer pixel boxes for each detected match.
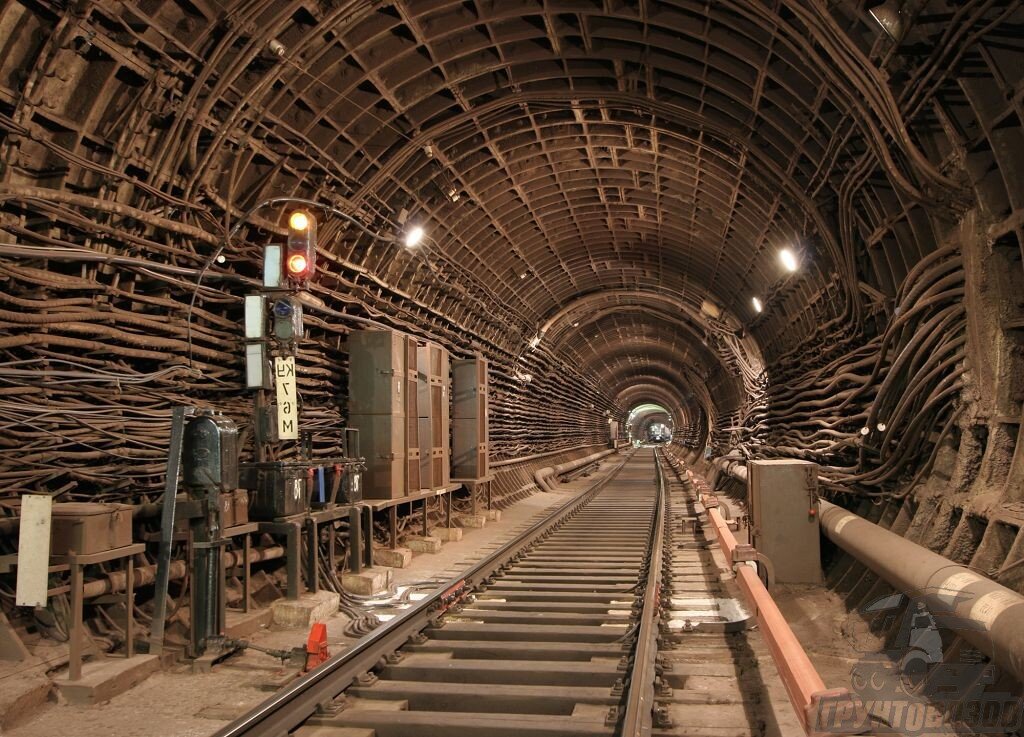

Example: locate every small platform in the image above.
[271,591,340,629]
[373,546,413,568]
[54,654,160,705]
[342,567,393,596]
[406,535,442,554]
[434,526,463,542]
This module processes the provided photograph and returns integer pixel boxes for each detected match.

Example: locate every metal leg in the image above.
[389,507,397,550]
[216,539,226,638]
[187,530,197,656]
[126,555,134,658]
[327,521,336,576]
[422,498,429,537]
[242,534,251,613]
[305,517,319,595]
[69,553,83,681]
[362,506,374,569]
[471,482,479,515]
[286,523,301,600]
[348,507,362,574]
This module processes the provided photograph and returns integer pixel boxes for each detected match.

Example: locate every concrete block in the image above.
[406,535,442,553]
[271,591,340,628]
[434,526,463,542]
[486,509,502,522]
[341,567,392,596]
[373,546,413,568]
[54,654,160,705]
[456,514,487,529]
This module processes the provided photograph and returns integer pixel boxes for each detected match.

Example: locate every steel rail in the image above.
[618,450,666,736]
[674,460,866,735]
[212,451,633,737]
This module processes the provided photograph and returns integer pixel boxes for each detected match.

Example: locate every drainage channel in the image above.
[219,448,663,737]
[654,453,806,737]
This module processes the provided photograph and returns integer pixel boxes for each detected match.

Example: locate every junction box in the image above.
[747,459,823,584]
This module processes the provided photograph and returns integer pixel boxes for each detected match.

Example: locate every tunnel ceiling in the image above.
[1,0,1022,489]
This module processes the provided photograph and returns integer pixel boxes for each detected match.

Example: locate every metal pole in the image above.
[149,406,188,656]
[348,507,362,574]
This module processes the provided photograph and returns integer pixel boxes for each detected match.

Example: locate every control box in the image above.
[747,459,822,584]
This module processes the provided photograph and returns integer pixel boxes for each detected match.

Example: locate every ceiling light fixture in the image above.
[403,225,425,248]
[529,335,541,349]
[779,248,799,273]
[751,297,763,313]
[868,1,904,40]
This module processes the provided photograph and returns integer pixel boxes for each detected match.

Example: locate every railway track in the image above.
[656,458,805,737]
[215,448,808,737]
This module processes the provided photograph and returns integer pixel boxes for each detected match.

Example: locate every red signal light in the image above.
[285,210,316,282]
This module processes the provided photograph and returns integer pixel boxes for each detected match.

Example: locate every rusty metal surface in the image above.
[0,2,1018,502]
[1,2,1023,710]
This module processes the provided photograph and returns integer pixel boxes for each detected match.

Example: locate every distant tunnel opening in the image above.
[627,403,674,444]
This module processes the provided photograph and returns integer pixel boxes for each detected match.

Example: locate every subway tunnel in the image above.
[1,1,1023,735]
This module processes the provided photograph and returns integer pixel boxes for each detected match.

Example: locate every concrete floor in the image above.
[4,473,602,737]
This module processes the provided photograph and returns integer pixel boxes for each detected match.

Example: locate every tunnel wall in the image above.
[0,3,626,501]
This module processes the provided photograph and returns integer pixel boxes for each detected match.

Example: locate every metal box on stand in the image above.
[308,462,364,507]
[417,341,450,490]
[349,413,406,499]
[453,419,488,478]
[348,329,419,499]
[452,357,488,479]
[240,462,309,520]
[347,330,406,416]
[50,503,133,555]
[747,459,823,584]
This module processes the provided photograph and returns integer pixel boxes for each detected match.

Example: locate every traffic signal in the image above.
[286,210,316,281]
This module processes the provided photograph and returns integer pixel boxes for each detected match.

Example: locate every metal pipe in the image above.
[489,443,607,468]
[819,500,1024,684]
[534,449,616,491]
[80,545,285,598]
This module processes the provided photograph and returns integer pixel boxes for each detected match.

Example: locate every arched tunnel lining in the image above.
[0,0,1023,719]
